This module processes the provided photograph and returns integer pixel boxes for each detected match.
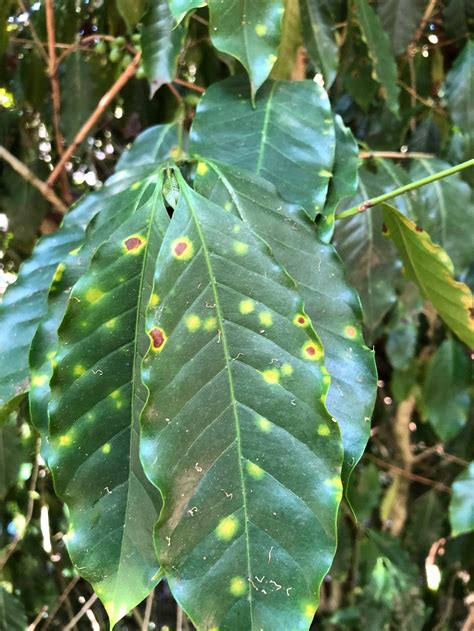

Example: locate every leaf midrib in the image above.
[176,173,255,628]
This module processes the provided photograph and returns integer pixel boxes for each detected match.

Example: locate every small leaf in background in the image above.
[386,319,418,370]
[116,0,149,30]
[348,462,381,522]
[0,419,26,500]
[376,0,426,56]
[299,0,339,87]
[382,204,474,348]
[48,175,168,626]
[405,490,445,556]
[270,0,302,80]
[141,0,185,95]
[318,114,360,242]
[141,174,343,630]
[190,75,336,218]
[354,0,400,115]
[449,462,474,537]
[443,0,474,39]
[0,586,27,631]
[423,339,471,443]
[409,158,474,271]
[208,0,285,96]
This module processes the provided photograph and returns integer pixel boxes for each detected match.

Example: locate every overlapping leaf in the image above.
[299,0,339,87]
[270,0,302,80]
[377,0,426,56]
[140,173,343,630]
[449,462,474,537]
[194,161,376,486]
[167,0,206,21]
[190,75,336,218]
[207,0,285,96]
[382,204,474,347]
[47,174,168,626]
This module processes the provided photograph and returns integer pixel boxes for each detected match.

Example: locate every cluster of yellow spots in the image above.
[239,299,255,315]
[149,292,160,307]
[110,389,123,409]
[246,461,264,480]
[215,515,239,541]
[85,287,105,304]
[105,318,117,330]
[258,311,273,327]
[324,476,343,502]
[301,340,323,361]
[255,23,267,37]
[233,241,249,256]
[185,314,201,332]
[293,313,310,328]
[317,424,331,437]
[31,373,48,387]
[229,576,247,597]
[52,262,66,284]
[171,236,194,261]
[321,366,331,387]
[256,416,272,433]
[101,443,111,454]
[196,162,209,176]
[73,364,86,377]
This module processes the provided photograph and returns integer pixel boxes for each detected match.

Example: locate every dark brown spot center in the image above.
[306,346,316,356]
[174,241,188,256]
[125,236,143,250]
[298,316,306,325]
[150,328,165,349]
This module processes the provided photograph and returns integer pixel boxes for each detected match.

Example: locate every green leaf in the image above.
[444,41,474,164]
[405,490,445,556]
[208,0,285,96]
[0,195,101,417]
[382,204,474,348]
[194,161,376,486]
[48,174,169,627]
[348,463,381,522]
[141,172,343,629]
[116,0,149,29]
[190,76,336,219]
[141,0,186,95]
[115,123,180,171]
[167,0,206,21]
[450,462,474,537]
[423,339,471,442]
[299,0,339,87]
[0,420,25,500]
[409,158,474,271]
[270,0,302,81]
[354,0,400,115]
[376,0,426,56]
[0,587,27,631]
[318,115,360,242]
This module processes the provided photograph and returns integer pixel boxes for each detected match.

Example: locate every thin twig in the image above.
[174,77,205,93]
[141,590,154,631]
[0,145,67,214]
[176,605,184,631]
[63,594,98,631]
[365,453,451,493]
[17,0,49,63]
[0,437,41,569]
[41,576,80,631]
[398,79,446,115]
[27,606,48,630]
[47,51,142,187]
[359,150,434,159]
[413,0,438,43]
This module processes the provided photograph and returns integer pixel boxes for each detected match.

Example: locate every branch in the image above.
[45,0,65,158]
[41,576,80,631]
[0,146,67,214]
[63,594,98,631]
[359,150,435,159]
[365,454,451,493]
[413,0,438,44]
[17,0,49,63]
[47,51,142,187]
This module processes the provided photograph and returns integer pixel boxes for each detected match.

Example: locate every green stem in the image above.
[335,158,474,220]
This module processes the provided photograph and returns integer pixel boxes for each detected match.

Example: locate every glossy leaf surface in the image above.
[190,75,335,218]
[167,0,206,21]
[423,339,471,442]
[354,0,400,115]
[382,204,474,348]
[195,161,376,486]
[141,174,343,630]
[48,175,168,626]
[449,462,474,537]
[208,0,284,96]
[299,0,339,86]
[0,587,27,631]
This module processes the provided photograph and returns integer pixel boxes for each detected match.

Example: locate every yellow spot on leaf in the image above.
[302,341,323,361]
[224,201,232,211]
[170,146,182,160]
[53,263,65,284]
[185,314,201,332]
[303,602,316,620]
[247,462,264,480]
[239,299,255,315]
[293,313,309,328]
[256,416,272,432]
[196,161,209,176]
[262,368,279,384]
[267,53,277,66]
[233,241,249,256]
[255,23,267,37]
[229,576,247,597]
[344,325,357,338]
[105,318,117,329]
[59,434,72,447]
[258,311,273,327]
[319,169,332,178]
[317,424,331,437]
[73,364,86,377]
[171,236,194,261]
[101,443,111,454]
[216,515,239,541]
[110,389,121,399]
[31,374,48,387]
[85,287,104,304]
[281,363,293,376]
[46,350,56,361]
[68,247,80,256]
[232,224,241,233]
[149,293,160,307]
[204,316,217,332]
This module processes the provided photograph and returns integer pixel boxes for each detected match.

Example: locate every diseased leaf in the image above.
[208,0,285,96]
[194,161,376,486]
[0,195,101,417]
[141,0,186,95]
[354,0,400,115]
[450,462,474,537]
[382,204,474,348]
[48,174,168,627]
[0,587,27,631]
[299,0,339,87]
[190,75,336,219]
[318,115,360,243]
[376,0,426,56]
[116,0,148,29]
[140,172,343,629]
[423,339,471,442]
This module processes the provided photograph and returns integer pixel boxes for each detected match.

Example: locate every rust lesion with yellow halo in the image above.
[122,234,146,255]
[293,313,310,328]
[171,236,194,261]
[148,327,167,353]
[301,340,323,361]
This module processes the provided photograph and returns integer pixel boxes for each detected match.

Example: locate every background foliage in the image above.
[0,0,473,629]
